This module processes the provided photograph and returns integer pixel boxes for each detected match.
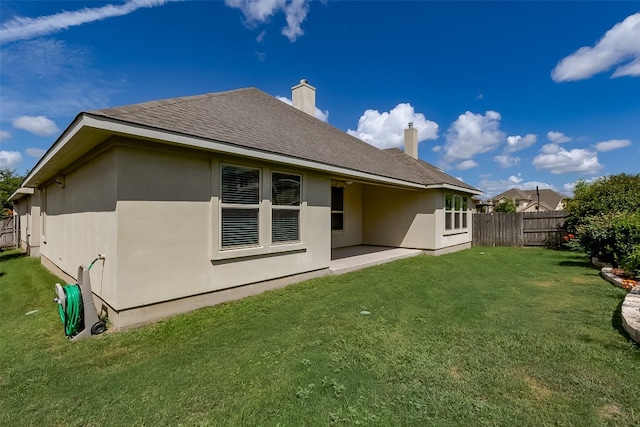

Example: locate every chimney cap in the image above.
[408,122,414,128]
[300,79,308,84]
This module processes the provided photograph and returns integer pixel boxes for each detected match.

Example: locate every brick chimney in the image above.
[404,122,418,159]
[291,79,316,116]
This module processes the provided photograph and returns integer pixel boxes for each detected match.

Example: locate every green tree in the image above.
[564,173,640,232]
[0,169,25,217]
[564,173,640,270]
[494,199,516,213]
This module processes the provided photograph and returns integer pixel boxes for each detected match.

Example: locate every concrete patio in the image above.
[329,245,424,275]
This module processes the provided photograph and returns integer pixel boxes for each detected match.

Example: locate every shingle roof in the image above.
[87,87,479,193]
[383,149,479,192]
[491,188,529,201]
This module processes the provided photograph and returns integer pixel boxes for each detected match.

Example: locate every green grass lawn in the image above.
[1,247,639,426]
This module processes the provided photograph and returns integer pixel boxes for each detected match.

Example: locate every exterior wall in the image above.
[114,146,212,310]
[112,144,331,319]
[40,148,118,308]
[27,190,41,257]
[363,186,472,252]
[433,190,473,250]
[13,191,41,256]
[14,197,28,252]
[362,186,437,249]
[331,182,363,248]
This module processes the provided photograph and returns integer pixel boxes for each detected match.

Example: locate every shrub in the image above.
[565,173,640,233]
[620,245,640,279]
[575,211,640,266]
[494,199,516,213]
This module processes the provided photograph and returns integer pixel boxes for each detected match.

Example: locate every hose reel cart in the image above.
[54,260,106,341]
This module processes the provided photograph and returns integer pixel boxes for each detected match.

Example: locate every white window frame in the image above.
[213,162,306,261]
[444,193,469,233]
[220,164,261,250]
[271,171,302,244]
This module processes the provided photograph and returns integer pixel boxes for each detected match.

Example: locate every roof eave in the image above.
[8,187,35,202]
[28,113,428,191]
[23,113,87,188]
[425,183,483,195]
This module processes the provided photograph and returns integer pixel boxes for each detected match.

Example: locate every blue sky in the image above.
[1,0,638,198]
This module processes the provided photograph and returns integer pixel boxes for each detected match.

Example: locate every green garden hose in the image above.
[57,284,83,337]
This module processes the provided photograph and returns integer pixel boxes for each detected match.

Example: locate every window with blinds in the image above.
[272,172,301,243]
[221,165,260,248]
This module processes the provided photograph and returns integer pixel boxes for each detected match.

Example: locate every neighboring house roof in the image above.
[494,188,529,202]
[23,87,480,194]
[489,188,568,210]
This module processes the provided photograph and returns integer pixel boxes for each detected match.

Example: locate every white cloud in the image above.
[225,0,312,42]
[533,143,602,175]
[26,148,47,158]
[432,145,442,153]
[505,134,536,153]
[256,30,267,43]
[456,160,479,170]
[547,131,572,143]
[12,116,59,136]
[0,0,175,44]
[276,95,329,122]
[552,13,640,82]
[443,110,504,162]
[347,103,439,150]
[494,155,520,168]
[0,151,22,169]
[563,182,576,195]
[0,131,10,141]
[282,0,309,41]
[1,39,114,119]
[594,139,631,152]
[563,176,603,196]
[478,174,555,198]
[509,174,523,185]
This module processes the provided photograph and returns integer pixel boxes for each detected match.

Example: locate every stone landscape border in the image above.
[600,266,640,344]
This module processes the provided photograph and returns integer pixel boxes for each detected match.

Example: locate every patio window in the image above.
[445,193,468,232]
[462,196,468,228]
[221,165,260,248]
[331,186,344,231]
[272,172,301,243]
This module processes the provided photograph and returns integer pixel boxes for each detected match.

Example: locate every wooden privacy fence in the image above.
[0,216,18,249]
[472,211,568,247]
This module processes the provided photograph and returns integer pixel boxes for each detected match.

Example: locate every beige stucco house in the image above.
[13,81,481,330]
